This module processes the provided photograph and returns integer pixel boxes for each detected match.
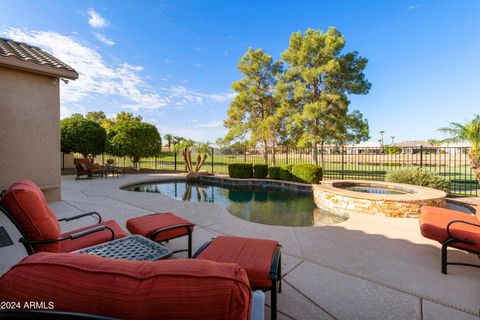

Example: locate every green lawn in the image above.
[94,152,479,196]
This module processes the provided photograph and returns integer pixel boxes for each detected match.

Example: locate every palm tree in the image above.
[439,114,480,182]
[164,134,173,150]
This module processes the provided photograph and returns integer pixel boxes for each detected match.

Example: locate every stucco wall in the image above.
[0,65,61,201]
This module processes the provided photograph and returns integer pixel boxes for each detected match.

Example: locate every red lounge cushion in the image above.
[1,180,61,252]
[126,213,194,242]
[0,253,252,320]
[196,236,279,288]
[60,220,127,252]
[420,206,480,252]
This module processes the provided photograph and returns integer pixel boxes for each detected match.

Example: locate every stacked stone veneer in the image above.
[313,182,446,218]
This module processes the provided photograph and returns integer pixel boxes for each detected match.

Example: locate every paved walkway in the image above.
[1,174,479,320]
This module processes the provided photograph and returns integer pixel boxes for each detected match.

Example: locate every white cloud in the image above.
[196,120,223,128]
[407,4,422,10]
[0,28,235,115]
[1,28,167,110]
[87,8,108,28]
[94,33,115,46]
[194,63,202,68]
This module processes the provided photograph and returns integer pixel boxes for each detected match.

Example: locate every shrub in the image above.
[253,164,268,178]
[279,165,293,180]
[228,163,253,178]
[385,167,450,193]
[268,166,283,180]
[291,164,323,184]
[384,146,401,154]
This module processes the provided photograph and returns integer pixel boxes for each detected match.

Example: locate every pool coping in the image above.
[316,180,447,203]
[120,174,314,192]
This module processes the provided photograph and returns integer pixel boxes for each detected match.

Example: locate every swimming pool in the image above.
[123,180,347,227]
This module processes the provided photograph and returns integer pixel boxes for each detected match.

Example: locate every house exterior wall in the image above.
[0,65,61,201]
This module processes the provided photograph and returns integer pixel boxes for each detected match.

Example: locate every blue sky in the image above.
[1,1,479,144]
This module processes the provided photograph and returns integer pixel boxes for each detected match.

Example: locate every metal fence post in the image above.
[211,147,214,173]
[174,152,177,171]
[341,145,345,179]
[244,146,247,162]
[420,145,423,168]
[286,146,289,164]
[155,156,157,169]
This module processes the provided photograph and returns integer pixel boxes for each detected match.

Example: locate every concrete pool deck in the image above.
[1,174,479,320]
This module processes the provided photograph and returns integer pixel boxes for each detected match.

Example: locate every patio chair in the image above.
[74,158,104,180]
[0,180,126,255]
[0,180,195,257]
[420,205,480,274]
[0,252,252,320]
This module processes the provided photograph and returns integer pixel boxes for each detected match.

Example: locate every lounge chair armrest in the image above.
[446,220,480,244]
[20,226,115,244]
[59,212,102,223]
[70,225,114,240]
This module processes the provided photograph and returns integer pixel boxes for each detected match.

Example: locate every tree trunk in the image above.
[271,141,276,166]
[311,142,318,165]
[468,149,480,183]
[263,140,268,164]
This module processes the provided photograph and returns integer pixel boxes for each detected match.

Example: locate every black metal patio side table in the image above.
[75,235,172,261]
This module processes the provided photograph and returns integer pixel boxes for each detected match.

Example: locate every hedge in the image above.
[228,163,253,178]
[291,164,323,184]
[253,164,268,179]
[385,166,449,193]
[279,165,293,180]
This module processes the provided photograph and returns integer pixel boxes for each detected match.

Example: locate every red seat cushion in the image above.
[0,180,62,252]
[126,213,194,242]
[420,206,480,252]
[196,236,279,288]
[60,220,127,252]
[0,253,251,320]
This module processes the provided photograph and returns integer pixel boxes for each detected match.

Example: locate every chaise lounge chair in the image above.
[0,252,252,320]
[420,204,480,274]
[74,158,104,180]
[0,180,126,254]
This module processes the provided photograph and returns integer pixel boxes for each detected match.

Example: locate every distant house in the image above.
[439,141,471,154]
[348,141,383,154]
[0,38,78,201]
[392,141,436,154]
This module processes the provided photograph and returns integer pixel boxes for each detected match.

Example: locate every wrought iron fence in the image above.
[63,146,479,196]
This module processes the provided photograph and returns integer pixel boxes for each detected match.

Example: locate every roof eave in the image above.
[0,57,79,80]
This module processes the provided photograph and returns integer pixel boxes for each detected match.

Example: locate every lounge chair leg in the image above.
[188,228,192,258]
[441,242,448,274]
[271,279,277,320]
[278,253,282,293]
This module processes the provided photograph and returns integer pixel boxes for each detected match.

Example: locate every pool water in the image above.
[124,180,346,227]
[343,186,407,195]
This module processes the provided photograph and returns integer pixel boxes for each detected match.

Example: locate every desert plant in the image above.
[228,163,253,178]
[291,164,323,183]
[439,114,480,183]
[385,167,450,193]
[253,164,268,179]
[173,139,211,174]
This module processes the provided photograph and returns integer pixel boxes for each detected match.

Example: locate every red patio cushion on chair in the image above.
[60,220,127,252]
[126,212,194,242]
[0,253,252,320]
[420,206,480,252]
[195,235,279,288]
[1,180,62,252]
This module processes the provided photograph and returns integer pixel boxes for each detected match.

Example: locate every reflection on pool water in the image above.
[124,180,347,227]
[343,186,407,195]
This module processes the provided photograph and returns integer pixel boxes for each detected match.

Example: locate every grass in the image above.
[92,152,479,196]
